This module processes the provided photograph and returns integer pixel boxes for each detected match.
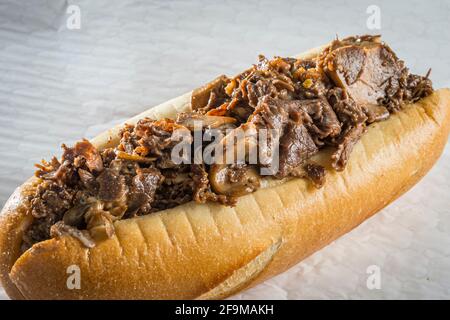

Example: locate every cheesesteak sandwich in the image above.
[1,35,449,299]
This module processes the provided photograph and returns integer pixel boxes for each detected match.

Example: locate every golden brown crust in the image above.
[0,44,449,299]
[0,179,37,300]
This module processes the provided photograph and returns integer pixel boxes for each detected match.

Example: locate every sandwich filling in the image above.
[22,35,433,250]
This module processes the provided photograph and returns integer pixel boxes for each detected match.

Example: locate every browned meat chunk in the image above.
[277,121,318,178]
[289,98,341,141]
[324,42,401,106]
[78,168,97,190]
[30,181,74,219]
[303,163,326,188]
[191,75,229,111]
[132,168,163,200]
[97,168,127,202]
[320,35,432,115]
[246,79,278,108]
[63,139,104,173]
[248,97,336,178]
[249,95,289,130]
[331,124,366,171]
[327,87,367,125]
[127,168,164,215]
[120,119,176,156]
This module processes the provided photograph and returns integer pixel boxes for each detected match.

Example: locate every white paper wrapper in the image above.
[0,0,449,299]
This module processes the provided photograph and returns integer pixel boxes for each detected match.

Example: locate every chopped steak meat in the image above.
[29,181,74,219]
[249,95,289,131]
[132,168,163,201]
[303,163,326,188]
[22,120,234,250]
[278,120,318,178]
[331,123,367,171]
[23,35,433,249]
[382,72,433,112]
[150,166,194,211]
[97,168,127,202]
[246,96,337,177]
[119,118,186,158]
[320,35,431,113]
[127,167,164,216]
[191,75,229,112]
[327,87,367,126]
[289,98,341,142]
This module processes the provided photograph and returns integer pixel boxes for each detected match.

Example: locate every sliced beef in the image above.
[320,36,433,170]
[198,55,330,123]
[406,73,433,102]
[132,168,163,200]
[35,158,74,185]
[22,214,62,251]
[246,79,278,108]
[251,96,341,142]
[293,60,332,99]
[247,96,290,172]
[78,168,97,191]
[245,96,337,178]
[97,168,127,202]
[127,168,164,216]
[101,148,117,167]
[383,72,433,112]
[62,139,104,173]
[150,166,194,212]
[249,95,290,131]
[289,98,341,141]
[303,163,326,188]
[30,181,74,219]
[119,118,192,170]
[277,120,318,178]
[327,87,367,125]
[249,96,338,178]
[191,75,229,112]
[324,36,389,100]
[63,203,91,227]
[331,124,366,171]
[135,120,175,158]
[119,118,184,158]
[320,35,432,115]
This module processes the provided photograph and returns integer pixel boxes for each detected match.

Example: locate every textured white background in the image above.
[0,0,449,299]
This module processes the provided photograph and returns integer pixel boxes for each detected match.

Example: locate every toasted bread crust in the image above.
[0,44,449,299]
